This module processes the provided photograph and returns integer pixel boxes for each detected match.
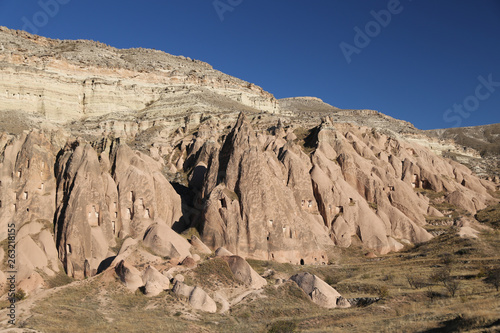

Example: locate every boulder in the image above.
[221,255,267,289]
[142,265,170,296]
[181,256,197,269]
[143,223,191,260]
[173,274,185,284]
[290,272,349,308]
[190,235,212,254]
[115,260,143,291]
[172,281,217,313]
[215,247,233,257]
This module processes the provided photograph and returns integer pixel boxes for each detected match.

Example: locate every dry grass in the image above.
[19,224,500,333]
[476,203,500,229]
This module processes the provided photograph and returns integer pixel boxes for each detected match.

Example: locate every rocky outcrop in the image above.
[54,138,184,278]
[197,115,496,256]
[189,235,212,255]
[0,27,282,123]
[142,265,170,296]
[54,142,117,279]
[201,113,331,264]
[290,272,349,309]
[221,256,267,289]
[115,260,143,291]
[172,281,217,313]
[143,223,191,261]
[0,130,60,286]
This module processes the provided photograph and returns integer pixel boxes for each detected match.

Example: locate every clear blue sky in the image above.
[1,0,499,129]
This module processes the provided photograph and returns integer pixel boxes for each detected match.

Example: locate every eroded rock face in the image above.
[55,142,116,279]
[201,113,331,265]
[197,115,496,257]
[308,119,494,253]
[113,144,182,236]
[54,139,184,278]
[0,27,282,122]
[0,130,60,285]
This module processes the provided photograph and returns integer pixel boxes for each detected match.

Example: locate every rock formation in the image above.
[290,272,349,308]
[221,255,267,289]
[115,260,143,291]
[0,27,497,297]
[172,281,217,313]
[142,265,170,296]
[200,113,331,264]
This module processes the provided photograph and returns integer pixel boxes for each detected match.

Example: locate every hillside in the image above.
[426,124,500,178]
[0,27,499,332]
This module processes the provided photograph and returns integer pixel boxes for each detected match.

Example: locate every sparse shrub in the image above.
[267,320,297,333]
[10,289,26,302]
[430,267,451,284]
[377,285,390,298]
[430,267,460,297]
[444,279,460,297]
[484,267,500,291]
[406,275,427,289]
[426,289,442,301]
[440,253,454,267]
[477,265,489,278]
[382,274,394,282]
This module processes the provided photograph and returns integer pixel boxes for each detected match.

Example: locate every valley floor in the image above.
[3,224,499,333]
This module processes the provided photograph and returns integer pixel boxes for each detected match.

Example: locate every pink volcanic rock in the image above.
[201,113,331,265]
[0,130,60,285]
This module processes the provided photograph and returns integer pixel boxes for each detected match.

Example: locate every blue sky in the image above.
[1,0,499,129]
